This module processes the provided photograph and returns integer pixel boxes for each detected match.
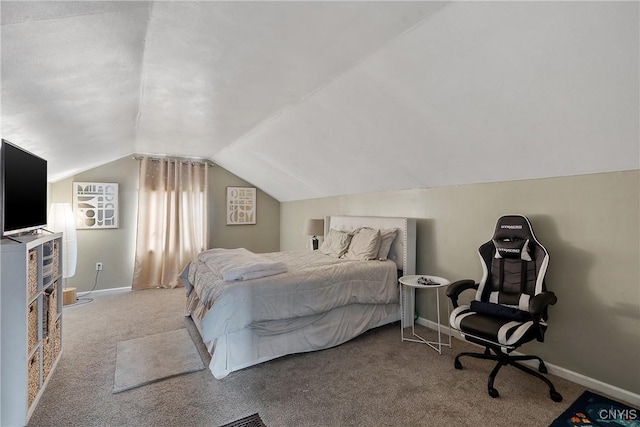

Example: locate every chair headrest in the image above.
[493,238,532,261]
[491,215,538,261]
[493,215,535,241]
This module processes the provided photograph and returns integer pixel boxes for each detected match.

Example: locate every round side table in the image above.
[398,275,452,354]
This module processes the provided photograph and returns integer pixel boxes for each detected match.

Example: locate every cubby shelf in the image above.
[1,232,64,426]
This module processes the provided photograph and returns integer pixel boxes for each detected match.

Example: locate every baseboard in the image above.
[416,316,640,408]
[76,286,131,297]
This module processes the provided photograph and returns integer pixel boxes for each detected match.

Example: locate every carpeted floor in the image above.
[28,288,590,426]
[221,413,267,427]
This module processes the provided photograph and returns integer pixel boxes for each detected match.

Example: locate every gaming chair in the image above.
[447,215,562,401]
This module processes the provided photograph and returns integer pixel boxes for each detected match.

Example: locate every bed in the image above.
[180,215,416,379]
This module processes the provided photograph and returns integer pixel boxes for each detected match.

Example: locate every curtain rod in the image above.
[132,154,215,167]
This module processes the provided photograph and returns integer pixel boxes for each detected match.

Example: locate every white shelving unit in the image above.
[1,232,63,426]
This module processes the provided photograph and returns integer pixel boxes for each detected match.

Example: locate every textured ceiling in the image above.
[1,1,638,201]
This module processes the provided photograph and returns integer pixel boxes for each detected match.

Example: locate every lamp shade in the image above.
[48,203,77,278]
[303,219,324,237]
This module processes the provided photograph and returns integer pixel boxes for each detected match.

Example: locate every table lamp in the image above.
[303,219,324,250]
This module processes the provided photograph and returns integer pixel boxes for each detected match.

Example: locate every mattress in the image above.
[184,250,398,342]
[187,290,400,378]
[181,249,401,378]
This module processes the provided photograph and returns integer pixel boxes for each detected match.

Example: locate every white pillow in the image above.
[344,228,381,261]
[377,228,398,260]
[318,229,353,258]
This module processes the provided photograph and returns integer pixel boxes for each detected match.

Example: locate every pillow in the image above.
[318,229,353,258]
[343,227,381,261]
[470,300,531,322]
[377,228,398,260]
[493,239,532,261]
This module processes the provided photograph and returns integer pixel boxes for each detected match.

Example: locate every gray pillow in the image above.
[318,229,353,258]
[377,228,398,260]
[344,228,381,261]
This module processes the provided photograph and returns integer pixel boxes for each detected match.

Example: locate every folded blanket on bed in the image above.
[198,248,288,281]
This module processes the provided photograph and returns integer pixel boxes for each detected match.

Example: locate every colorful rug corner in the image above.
[550,390,639,427]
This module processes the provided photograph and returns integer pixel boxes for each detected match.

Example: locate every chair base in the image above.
[454,347,563,402]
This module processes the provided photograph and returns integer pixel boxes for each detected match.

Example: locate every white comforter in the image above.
[199,248,288,281]
[183,250,398,342]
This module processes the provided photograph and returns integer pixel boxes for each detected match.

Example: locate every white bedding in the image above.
[184,250,398,343]
[182,215,417,379]
[199,247,288,281]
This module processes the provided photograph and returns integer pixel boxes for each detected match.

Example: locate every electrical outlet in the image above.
[96,262,103,271]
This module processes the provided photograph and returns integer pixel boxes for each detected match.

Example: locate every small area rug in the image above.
[113,328,205,393]
[550,390,639,427]
[219,413,267,427]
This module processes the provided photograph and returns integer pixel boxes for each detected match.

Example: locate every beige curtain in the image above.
[132,157,208,289]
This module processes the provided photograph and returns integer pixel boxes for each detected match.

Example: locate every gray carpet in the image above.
[220,413,267,427]
[114,328,205,393]
[28,288,588,427]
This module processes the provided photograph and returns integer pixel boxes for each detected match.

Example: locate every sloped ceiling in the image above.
[1,1,638,202]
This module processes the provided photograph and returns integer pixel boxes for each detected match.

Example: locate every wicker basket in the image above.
[53,319,61,359]
[28,352,39,408]
[48,287,58,331]
[28,301,38,352]
[28,249,38,299]
[53,240,60,278]
[42,337,52,381]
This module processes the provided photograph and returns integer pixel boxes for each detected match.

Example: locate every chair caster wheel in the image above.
[539,362,548,374]
[454,360,462,370]
[488,388,499,398]
[550,391,563,402]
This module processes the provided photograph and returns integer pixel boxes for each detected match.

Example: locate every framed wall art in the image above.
[73,182,119,229]
[226,186,256,225]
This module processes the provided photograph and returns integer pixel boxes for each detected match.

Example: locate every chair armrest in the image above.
[529,291,557,342]
[529,292,557,315]
[446,279,478,308]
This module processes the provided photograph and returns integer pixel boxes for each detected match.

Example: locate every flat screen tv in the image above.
[1,139,48,236]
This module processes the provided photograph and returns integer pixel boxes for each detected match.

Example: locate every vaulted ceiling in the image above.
[1,1,638,202]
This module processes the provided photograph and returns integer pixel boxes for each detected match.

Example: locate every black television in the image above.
[0,139,48,236]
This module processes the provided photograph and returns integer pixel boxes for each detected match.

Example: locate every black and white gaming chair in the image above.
[447,215,562,401]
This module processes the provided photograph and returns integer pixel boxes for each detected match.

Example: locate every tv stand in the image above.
[1,232,63,426]
[2,228,49,243]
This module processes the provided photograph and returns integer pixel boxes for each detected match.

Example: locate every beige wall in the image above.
[50,157,139,293]
[209,164,280,253]
[281,170,640,395]
[50,156,280,292]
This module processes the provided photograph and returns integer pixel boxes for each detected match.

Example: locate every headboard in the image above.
[325,215,416,276]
